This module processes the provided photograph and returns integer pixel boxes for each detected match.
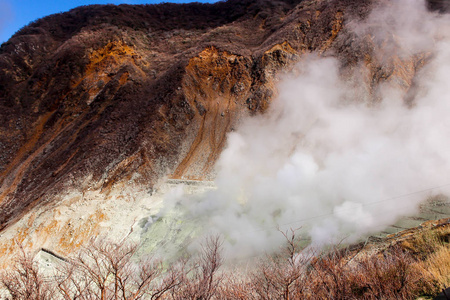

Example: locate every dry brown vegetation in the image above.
[1,226,449,300]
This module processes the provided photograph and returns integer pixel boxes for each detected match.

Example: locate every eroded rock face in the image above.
[0,0,438,263]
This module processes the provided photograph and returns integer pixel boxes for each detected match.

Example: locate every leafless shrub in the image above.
[217,274,254,300]
[0,229,448,300]
[307,246,354,299]
[55,238,180,300]
[0,247,54,300]
[306,245,431,300]
[168,235,224,300]
[348,246,430,300]
[246,228,311,300]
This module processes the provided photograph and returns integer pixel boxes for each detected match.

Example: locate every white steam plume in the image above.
[159,0,450,259]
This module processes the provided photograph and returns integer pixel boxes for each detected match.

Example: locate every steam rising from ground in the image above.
[160,0,450,259]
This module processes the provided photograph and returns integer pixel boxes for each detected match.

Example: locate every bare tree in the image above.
[0,231,442,300]
[349,246,425,299]
[250,228,310,300]
[169,235,224,300]
[0,246,54,300]
[307,246,353,299]
[55,238,181,300]
[217,274,255,300]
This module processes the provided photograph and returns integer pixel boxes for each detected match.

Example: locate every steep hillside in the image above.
[0,0,445,265]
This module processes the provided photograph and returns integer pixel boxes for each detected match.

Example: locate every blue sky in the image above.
[0,0,218,44]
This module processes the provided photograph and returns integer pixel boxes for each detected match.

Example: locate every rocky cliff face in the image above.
[0,0,442,265]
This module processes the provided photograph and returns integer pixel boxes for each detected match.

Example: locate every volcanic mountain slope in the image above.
[0,0,445,263]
